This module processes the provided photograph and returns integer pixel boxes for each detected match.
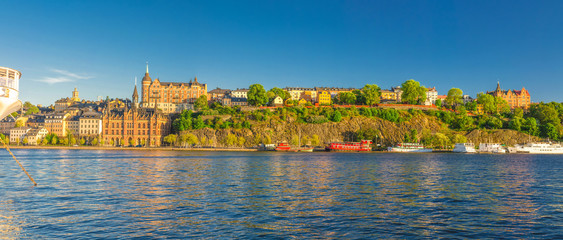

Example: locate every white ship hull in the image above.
[515,143,563,154]
[453,143,476,153]
[387,147,433,153]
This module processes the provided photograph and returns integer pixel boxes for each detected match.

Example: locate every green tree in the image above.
[452,134,468,143]
[291,134,299,146]
[22,137,29,145]
[337,92,356,104]
[238,136,246,147]
[435,99,442,108]
[51,136,58,145]
[508,117,523,131]
[362,84,381,106]
[487,117,503,129]
[80,138,86,145]
[332,110,342,122]
[192,116,205,129]
[91,138,98,146]
[224,134,237,147]
[494,97,510,114]
[311,134,320,146]
[164,134,177,146]
[540,123,559,140]
[446,88,463,108]
[248,84,268,106]
[23,101,40,115]
[401,79,427,104]
[523,117,539,136]
[513,107,524,118]
[267,87,290,101]
[476,93,496,114]
[194,95,209,111]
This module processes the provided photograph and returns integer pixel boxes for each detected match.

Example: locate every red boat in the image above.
[327,140,373,151]
[275,142,314,152]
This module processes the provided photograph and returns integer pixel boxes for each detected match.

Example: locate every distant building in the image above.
[462,95,474,104]
[102,86,171,147]
[207,88,231,102]
[79,110,102,137]
[10,127,30,144]
[271,96,284,107]
[231,88,249,99]
[0,118,15,135]
[44,113,71,137]
[25,127,48,145]
[425,87,438,105]
[487,82,531,110]
[231,97,248,107]
[317,91,331,105]
[380,89,398,103]
[141,64,207,110]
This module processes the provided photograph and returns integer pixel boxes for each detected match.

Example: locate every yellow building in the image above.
[380,90,397,102]
[317,91,331,105]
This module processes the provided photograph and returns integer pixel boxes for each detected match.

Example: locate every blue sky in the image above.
[1,0,562,105]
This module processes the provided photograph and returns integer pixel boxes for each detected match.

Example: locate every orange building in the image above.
[487,82,531,110]
[141,64,207,107]
[102,86,171,147]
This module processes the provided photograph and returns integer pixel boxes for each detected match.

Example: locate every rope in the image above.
[0,138,37,186]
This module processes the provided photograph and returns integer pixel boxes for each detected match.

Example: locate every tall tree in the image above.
[248,84,268,106]
[267,87,290,101]
[337,92,356,104]
[446,88,463,107]
[476,93,496,114]
[362,84,381,106]
[194,95,209,111]
[400,79,427,104]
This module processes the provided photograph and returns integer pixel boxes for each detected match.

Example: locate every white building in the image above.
[231,88,249,99]
[25,127,49,145]
[425,87,438,105]
[9,127,30,144]
[79,111,103,137]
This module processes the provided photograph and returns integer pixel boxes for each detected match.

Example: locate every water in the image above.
[1,149,562,239]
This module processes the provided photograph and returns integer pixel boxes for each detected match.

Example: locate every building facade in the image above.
[102,86,171,147]
[141,65,207,112]
[487,82,531,110]
[44,113,71,137]
[10,127,30,144]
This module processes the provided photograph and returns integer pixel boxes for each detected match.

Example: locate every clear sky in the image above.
[1,0,562,105]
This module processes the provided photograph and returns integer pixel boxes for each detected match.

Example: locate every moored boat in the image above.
[478,143,506,153]
[387,143,432,153]
[275,142,314,152]
[327,140,372,151]
[453,143,476,153]
[514,142,563,154]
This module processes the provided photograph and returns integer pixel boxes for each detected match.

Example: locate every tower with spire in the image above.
[71,87,80,102]
[141,62,152,105]
[132,77,139,108]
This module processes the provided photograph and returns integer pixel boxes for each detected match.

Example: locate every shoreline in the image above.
[6,145,259,152]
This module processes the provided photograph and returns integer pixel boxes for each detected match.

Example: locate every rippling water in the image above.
[0,149,562,239]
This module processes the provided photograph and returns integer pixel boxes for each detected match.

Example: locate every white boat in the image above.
[478,143,506,153]
[388,143,432,153]
[514,142,563,154]
[453,143,476,153]
[0,67,22,120]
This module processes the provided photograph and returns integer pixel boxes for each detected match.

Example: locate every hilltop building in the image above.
[140,64,206,113]
[487,82,531,110]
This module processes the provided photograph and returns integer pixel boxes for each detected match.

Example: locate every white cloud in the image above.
[49,68,92,80]
[36,68,93,85]
[38,77,74,84]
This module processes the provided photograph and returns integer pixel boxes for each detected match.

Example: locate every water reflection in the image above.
[0,150,562,238]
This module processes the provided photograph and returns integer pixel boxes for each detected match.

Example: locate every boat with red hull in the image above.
[326,140,373,152]
[275,142,314,152]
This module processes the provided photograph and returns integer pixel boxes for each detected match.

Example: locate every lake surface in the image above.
[0,149,562,239]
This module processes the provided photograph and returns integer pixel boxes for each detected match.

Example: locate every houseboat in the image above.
[275,142,313,152]
[478,143,506,153]
[326,140,372,151]
[514,142,563,154]
[387,143,432,153]
[453,143,477,153]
